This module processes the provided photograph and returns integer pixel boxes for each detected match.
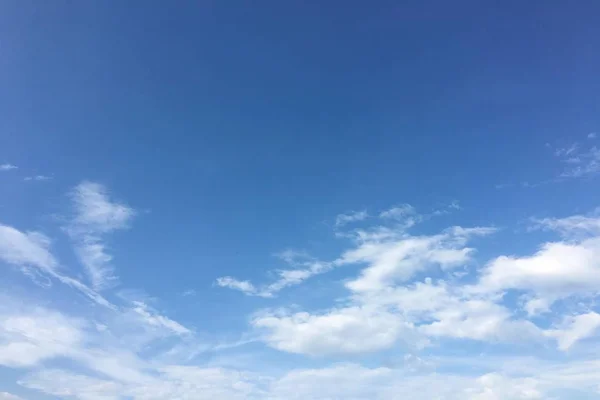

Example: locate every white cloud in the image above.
[0,309,83,368]
[494,183,514,190]
[70,182,134,232]
[0,225,58,274]
[217,216,503,355]
[0,164,18,171]
[532,212,600,238]
[1,299,599,400]
[67,181,135,290]
[546,312,600,351]
[215,276,260,296]
[262,260,333,296]
[252,306,420,356]
[6,182,600,400]
[20,366,262,400]
[477,237,600,304]
[431,200,462,216]
[379,204,416,220]
[420,298,541,342]
[19,369,124,400]
[379,204,422,229]
[74,236,117,291]
[269,364,393,399]
[130,301,191,335]
[464,373,542,400]
[223,205,600,356]
[0,293,201,395]
[24,175,52,182]
[216,254,334,298]
[360,280,541,343]
[218,205,478,298]
[556,143,600,178]
[269,364,548,400]
[588,132,597,139]
[0,222,114,308]
[0,393,24,400]
[335,210,368,227]
[342,227,494,293]
[18,358,600,400]
[555,143,579,157]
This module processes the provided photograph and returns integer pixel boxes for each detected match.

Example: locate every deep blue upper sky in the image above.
[1,2,600,399]
[3,0,600,260]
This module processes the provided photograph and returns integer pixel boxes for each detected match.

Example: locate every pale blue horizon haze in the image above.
[1,1,600,399]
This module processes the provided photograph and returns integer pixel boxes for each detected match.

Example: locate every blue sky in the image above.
[2,1,600,399]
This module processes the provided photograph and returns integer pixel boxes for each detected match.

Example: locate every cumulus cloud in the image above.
[419,298,542,342]
[545,312,600,351]
[476,237,600,306]
[252,306,420,356]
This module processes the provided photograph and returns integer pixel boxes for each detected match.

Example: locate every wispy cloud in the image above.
[66,181,135,290]
[531,210,600,238]
[0,164,18,171]
[24,175,52,182]
[0,392,24,400]
[0,222,115,308]
[379,204,420,224]
[552,138,600,179]
[130,301,191,335]
[496,135,600,189]
[335,210,368,227]
[554,142,579,157]
[0,225,58,274]
[559,146,600,178]
[218,204,466,298]
[215,276,260,296]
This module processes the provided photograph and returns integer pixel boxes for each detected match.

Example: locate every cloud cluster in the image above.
[2,182,600,399]
[249,207,600,356]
